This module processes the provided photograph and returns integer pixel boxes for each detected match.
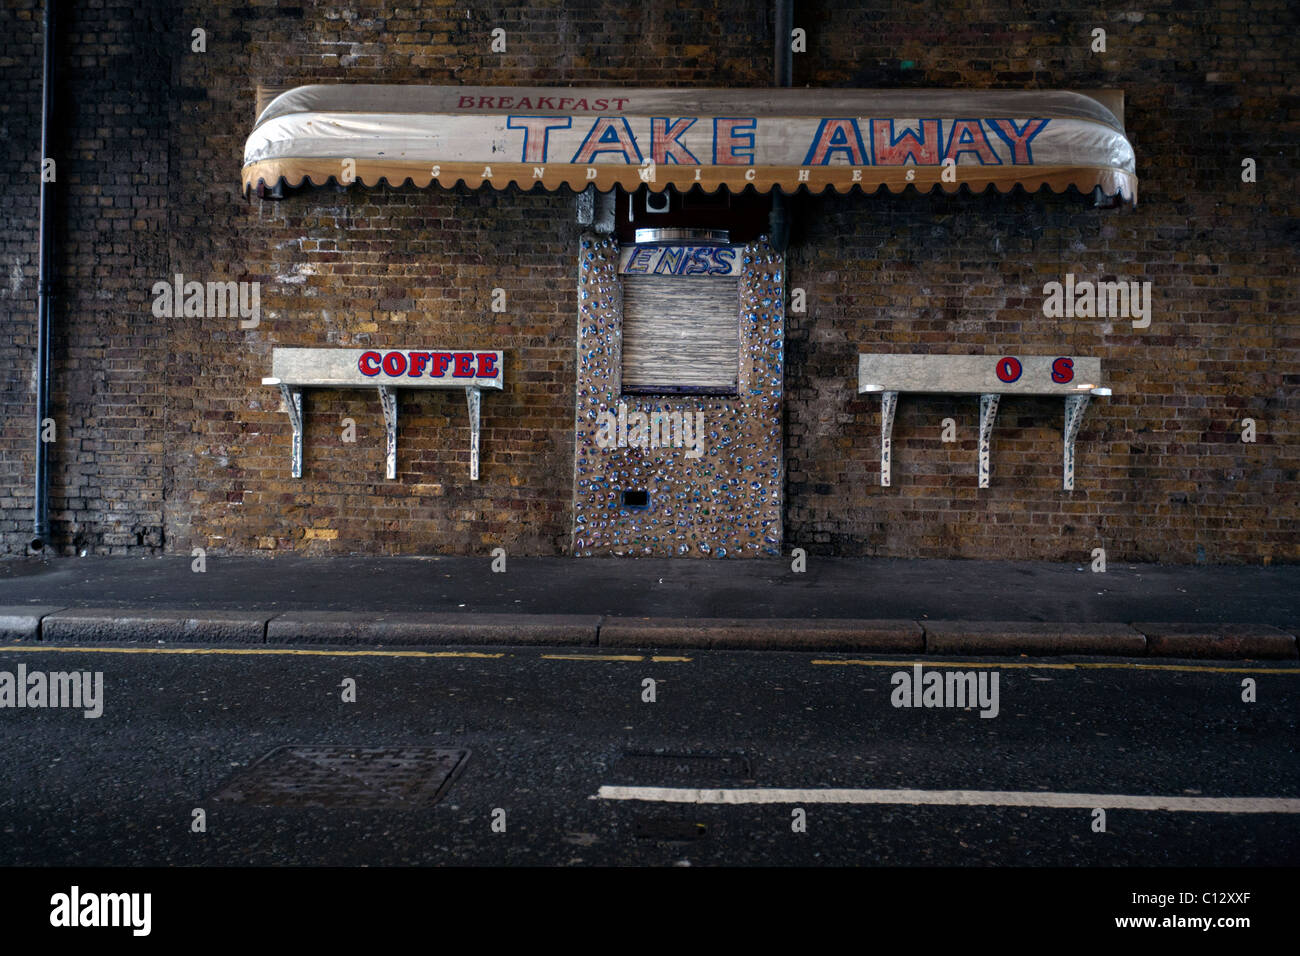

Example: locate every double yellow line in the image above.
[0,645,1292,674]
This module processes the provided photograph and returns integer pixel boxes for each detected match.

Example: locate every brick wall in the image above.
[0,0,171,555]
[162,0,779,557]
[784,0,1298,563]
[0,2,42,551]
[1,0,1294,561]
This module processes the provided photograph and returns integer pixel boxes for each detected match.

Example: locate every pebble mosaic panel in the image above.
[572,233,785,558]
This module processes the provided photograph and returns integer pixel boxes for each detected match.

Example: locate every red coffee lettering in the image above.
[382,351,406,376]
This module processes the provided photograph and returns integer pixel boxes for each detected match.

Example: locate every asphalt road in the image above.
[0,642,1296,866]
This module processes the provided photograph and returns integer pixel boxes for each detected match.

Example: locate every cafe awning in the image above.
[242,85,1137,204]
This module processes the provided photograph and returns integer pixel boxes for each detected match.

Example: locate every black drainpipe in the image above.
[769,0,792,250]
[773,0,792,87]
[33,0,57,551]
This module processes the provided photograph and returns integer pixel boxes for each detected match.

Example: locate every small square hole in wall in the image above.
[622,489,649,510]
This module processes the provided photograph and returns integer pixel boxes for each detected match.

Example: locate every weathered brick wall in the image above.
[784,0,1298,563]
[162,0,769,555]
[0,2,42,552]
[0,0,171,555]
[1,0,1294,561]
[168,184,578,555]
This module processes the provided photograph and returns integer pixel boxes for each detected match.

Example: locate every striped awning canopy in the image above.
[242,85,1137,204]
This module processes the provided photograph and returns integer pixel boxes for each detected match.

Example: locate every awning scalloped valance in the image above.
[241,85,1137,204]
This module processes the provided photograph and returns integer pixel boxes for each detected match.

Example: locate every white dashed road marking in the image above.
[593,787,1300,813]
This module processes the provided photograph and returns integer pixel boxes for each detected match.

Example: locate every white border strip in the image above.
[594,786,1300,813]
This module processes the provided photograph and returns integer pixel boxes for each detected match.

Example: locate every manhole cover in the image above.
[212,746,469,808]
[614,750,753,783]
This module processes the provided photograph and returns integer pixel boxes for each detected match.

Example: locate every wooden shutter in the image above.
[621,275,740,392]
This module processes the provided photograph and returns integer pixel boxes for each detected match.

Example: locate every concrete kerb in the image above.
[0,606,68,642]
[1,607,1292,660]
[922,621,1147,656]
[598,617,924,651]
[1133,622,1298,660]
[265,611,600,645]
[39,608,270,644]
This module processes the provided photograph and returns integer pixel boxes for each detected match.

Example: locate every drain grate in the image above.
[212,746,469,808]
[614,750,754,783]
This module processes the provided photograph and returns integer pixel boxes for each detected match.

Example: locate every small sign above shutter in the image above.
[618,244,742,277]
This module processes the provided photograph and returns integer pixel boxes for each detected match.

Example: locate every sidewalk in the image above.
[0,555,1296,659]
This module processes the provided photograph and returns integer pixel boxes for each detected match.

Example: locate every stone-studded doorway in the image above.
[571,232,786,557]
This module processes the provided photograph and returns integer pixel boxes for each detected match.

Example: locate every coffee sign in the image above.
[268,348,504,389]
